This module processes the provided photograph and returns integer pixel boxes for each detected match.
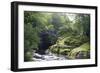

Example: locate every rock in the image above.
[33,53,42,59]
[76,51,90,59]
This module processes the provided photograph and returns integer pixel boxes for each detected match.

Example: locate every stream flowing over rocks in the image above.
[32,51,67,61]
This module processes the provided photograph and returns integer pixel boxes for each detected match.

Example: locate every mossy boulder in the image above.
[68,42,90,59]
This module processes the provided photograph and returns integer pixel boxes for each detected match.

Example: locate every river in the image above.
[32,52,67,61]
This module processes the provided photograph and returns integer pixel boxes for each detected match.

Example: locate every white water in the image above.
[32,52,67,61]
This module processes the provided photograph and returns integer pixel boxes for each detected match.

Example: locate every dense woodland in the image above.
[24,11,90,61]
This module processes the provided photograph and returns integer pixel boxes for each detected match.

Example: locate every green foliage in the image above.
[24,23,40,50]
[73,14,90,36]
[64,35,89,47]
[24,11,90,61]
[24,23,40,61]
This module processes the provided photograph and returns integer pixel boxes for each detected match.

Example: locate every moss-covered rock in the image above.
[68,42,90,59]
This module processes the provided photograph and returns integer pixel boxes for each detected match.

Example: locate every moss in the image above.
[68,42,90,59]
[49,35,90,58]
[60,49,71,55]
